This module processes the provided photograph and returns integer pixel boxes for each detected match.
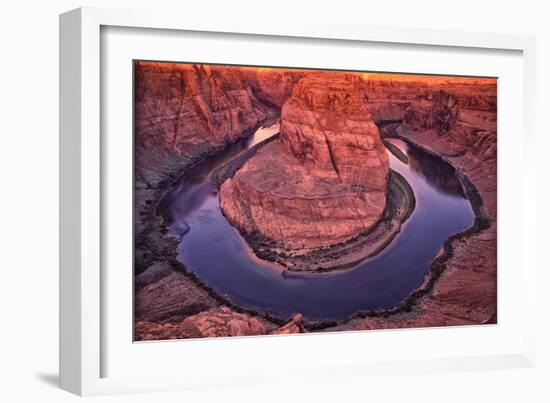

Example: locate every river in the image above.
[159,123,475,320]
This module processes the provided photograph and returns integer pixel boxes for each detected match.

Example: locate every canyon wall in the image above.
[134,62,305,188]
[280,74,389,189]
[220,74,389,251]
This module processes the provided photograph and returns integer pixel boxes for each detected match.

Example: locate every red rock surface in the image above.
[220,74,390,250]
[134,62,285,188]
[241,68,306,108]
[280,74,389,188]
[271,314,306,335]
[135,270,219,324]
[135,307,307,340]
[135,306,268,340]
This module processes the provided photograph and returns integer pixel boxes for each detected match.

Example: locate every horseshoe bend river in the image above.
[159,124,475,320]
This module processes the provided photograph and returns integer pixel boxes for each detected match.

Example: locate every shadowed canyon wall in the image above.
[134,62,305,188]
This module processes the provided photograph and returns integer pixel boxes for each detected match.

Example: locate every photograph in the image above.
[1,0,546,400]
[133,62,497,341]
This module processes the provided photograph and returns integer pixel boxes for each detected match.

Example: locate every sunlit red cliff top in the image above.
[135,61,496,85]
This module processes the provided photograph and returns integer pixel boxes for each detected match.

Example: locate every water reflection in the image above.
[160,122,280,234]
[406,144,464,197]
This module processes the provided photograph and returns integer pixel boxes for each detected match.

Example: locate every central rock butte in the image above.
[220,74,390,251]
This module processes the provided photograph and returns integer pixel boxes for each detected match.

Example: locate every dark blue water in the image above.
[160,124,475,320]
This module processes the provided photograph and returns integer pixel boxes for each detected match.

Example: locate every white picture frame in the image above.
[59,6,538,396]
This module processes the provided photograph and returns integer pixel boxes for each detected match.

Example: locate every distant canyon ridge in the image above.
[134,62,497,340]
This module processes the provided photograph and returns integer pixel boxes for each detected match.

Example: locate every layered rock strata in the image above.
[135,307,306,341]
[220,74,390,255]
[135,62,278,188]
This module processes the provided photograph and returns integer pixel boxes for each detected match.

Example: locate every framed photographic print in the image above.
[60,6,537,396]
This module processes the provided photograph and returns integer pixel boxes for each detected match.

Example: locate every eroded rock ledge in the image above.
[220,74,394,269]
[135,307,305,340]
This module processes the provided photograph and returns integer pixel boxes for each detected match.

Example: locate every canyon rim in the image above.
[133,61,497,341]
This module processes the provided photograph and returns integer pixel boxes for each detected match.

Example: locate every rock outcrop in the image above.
[403,90,458,134]
[135,269,219,324]
[241,68,307,109]
[135,306,268,340]
[135,308,310,340]
[134,62,281,188]
[220,74,390,252]
[271,314,306,335]
[280,75,390,189]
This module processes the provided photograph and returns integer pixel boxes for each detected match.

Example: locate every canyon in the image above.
[133,61,497,340]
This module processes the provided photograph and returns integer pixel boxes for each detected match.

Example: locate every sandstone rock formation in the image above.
[241,68,306,109]
[135,306,268,340]
[271,314,306,335]
[220,74,390,252]
[135,269,219,324]
[403,90,458,134]
[135,308,310,340]
[180,307,267,338]
[134,62,278,188]
[280,75,390,188]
